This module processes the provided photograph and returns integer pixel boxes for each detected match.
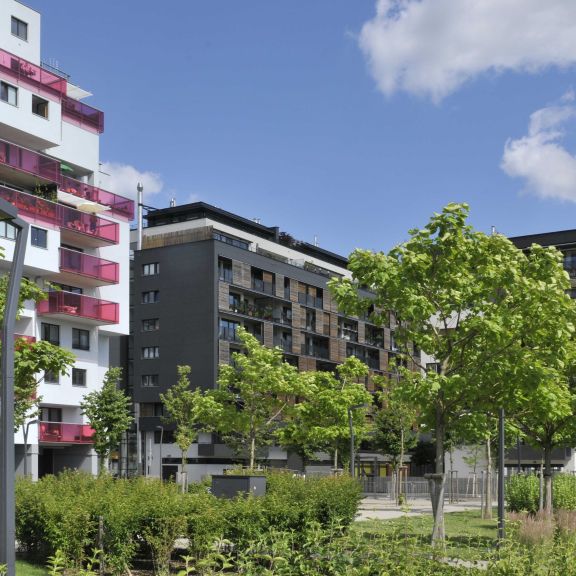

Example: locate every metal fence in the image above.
[359,474,499,501]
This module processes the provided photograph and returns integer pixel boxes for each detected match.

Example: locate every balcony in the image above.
[0,139,60,184]
[298,293,324,309]
[251,278,275,295]
[59,248,119,287]
[0,48,67,97]
[61,95,104,134]
[274,338,293,352]
[0,185,119,247]
[60,174,134,220]
[39,422,95,444]
[37,291,119,325]
[301,343,329,359]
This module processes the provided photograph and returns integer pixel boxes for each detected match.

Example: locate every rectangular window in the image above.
[0,82,17,106]
[218,258,233,283]
[32,95,49,118]
[142,262,160,276]
[142,290,159,304]
[52,283,83,294]
[31,227,48,248]
[44,369,59,384]
[140,402,164,417]
[72,328,90,351]
[72,368,87,387]
[219,319,240,342]
[41,322,60,345]
[11,16,28,40]
[142,318,160,331]
[40,407,62,422]
[0,221,16,240]
[142,346,159,359]
[141,374,159,387]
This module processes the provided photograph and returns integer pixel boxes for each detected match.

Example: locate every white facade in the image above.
[0,0,133,479]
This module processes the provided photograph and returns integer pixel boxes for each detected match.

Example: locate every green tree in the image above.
[277,357,373,470]
[329,203,575,544]
[80,367,133,474]
[205,327,301,469]
[160,365,221,483]
[371,381,418,503]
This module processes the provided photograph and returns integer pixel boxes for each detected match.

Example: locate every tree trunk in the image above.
[398,429,405,505]
[428,401,446,546]
[250,435,256,470]
[483,437,492,520]
[543,445,553,516]
[334,447,338,471]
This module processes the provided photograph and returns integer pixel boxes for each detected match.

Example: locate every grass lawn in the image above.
[353,510,498,561]
[16,560,47,576]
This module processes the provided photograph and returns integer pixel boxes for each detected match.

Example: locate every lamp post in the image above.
[498,407,506,543]
[156,425,164,480]
[0,199,29,576]
[348,404,365,477]
[23,419,38,478]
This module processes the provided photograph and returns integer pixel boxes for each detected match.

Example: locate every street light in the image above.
[23,419,38,477]
[156,425,164,480]
[0,199,29,576]
[348,404,366,477]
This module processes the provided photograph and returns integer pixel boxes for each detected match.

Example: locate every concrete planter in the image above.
[211,475,267,498]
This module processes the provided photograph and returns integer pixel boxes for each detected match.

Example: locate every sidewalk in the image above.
[356,495,483,521]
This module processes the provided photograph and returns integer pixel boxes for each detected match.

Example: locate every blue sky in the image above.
[25,0,576,256]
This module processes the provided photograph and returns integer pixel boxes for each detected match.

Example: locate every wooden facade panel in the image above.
[329,338,339,362]
[330,314,338,338]
[291,304,302,329]
[292,329,302,355]
[384,328,391,351]
[379,350,388,373]
[219,341,230,366]
[232,260,251,288]
[298,356,316,372]
[218,281,229,311]
[315,310,324,334]
[339,340,347,364]
[357,321,365,344]
[290,279,299,302]
[276,274,285,298]
[263,322,274,348]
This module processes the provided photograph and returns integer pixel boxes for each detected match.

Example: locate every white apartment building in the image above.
[0,0,132,478]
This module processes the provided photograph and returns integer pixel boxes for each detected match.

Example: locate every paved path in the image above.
[356,496,484,521]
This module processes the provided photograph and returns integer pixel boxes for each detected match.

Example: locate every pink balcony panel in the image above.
[0,186,119,246]
[0,48,67,96]
[60,248,119,285]
[0,139,60,182]
[37,291,119,324]
[61,95,104,134]
[60,174,134,220]
[39,422,95,444]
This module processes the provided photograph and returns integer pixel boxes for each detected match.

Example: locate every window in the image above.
[142,262,160,276]
[1,82,18,106]
[142,318,160,331]
[40,407,62,423]
[219,319,239,342]
[228,293,241,311]
[142,290,159,304]
[218,258,233,283]
[41,323,60,345]
[31,227,47,248]
[44,370,59,384]
[32,95,48,118]
[141,374,159,387]
[52,283,82,294]
[72,328,90,351]
[11,17,28,40]
[140,402,164,417]
[0,221,16,240]
[213,231,250,250]
[142,346,160,359]
[72,368,87,387]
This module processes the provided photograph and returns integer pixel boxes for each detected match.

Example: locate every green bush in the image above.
[552,474,576,511]
[506,474,540,513]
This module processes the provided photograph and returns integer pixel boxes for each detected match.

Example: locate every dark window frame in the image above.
[72,367,87,387]
[11,16,28,40]
[0,81,18,106]
[31,226,48,248]
[72,328,90,351]
[32,94,49,119]
[41,322,60,346]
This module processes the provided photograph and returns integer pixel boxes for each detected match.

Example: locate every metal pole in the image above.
[348,408,355,477]
[156,426,163,480]
[517,435,521,474]
[23,419,38,478]
[498,408,505,542]
[0,207,29,576]
[136,182,143,251]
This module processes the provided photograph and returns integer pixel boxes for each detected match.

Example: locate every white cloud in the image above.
[359,0,576,101]
[501,94,576,202]
[99,162,163,200]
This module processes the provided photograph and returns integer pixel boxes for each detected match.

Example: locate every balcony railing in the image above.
[298,293,324,309]
[251,279,275,295]
[60,174,134,220]
[59,248,119,285]
[39,422,95,444]
[0,185,119,245]
[0,139,60,182]
[61,95,104,133]
[274,339,293,352]
[0,48,67,96]
[301,343,329,359]
[37,291,119,324]
[0,138,133,220]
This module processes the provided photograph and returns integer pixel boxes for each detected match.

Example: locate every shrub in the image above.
[552,474,576,511]
[506,474,539,513]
